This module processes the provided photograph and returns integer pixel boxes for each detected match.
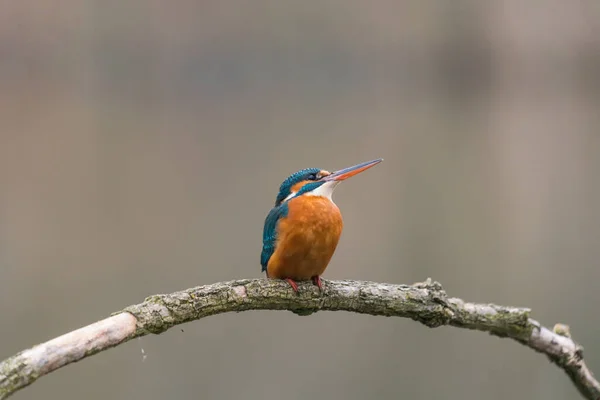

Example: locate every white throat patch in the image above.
[284,181,340,203]
[306,180,339,201]
[283,191,297,202]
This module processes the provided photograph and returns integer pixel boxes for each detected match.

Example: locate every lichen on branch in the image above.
[1,279,598,400]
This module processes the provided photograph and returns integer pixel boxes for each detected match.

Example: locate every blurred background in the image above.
[1,1,599,399]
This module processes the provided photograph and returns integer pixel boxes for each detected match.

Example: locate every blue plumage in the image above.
[260,202,289,272]
[295,181,324,197]
[262,167,323,272]
[260,158,383,291]
[275,168,321,206]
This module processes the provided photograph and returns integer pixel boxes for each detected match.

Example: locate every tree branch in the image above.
[1,279,598,399]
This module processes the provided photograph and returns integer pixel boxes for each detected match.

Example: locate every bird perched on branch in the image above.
[260,158,383,292]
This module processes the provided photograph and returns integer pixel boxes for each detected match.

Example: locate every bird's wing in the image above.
[260,203,289,272]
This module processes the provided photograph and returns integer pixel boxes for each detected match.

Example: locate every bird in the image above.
[260,158,383,292]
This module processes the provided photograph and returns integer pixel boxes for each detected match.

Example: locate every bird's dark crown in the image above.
[275,168,329,206]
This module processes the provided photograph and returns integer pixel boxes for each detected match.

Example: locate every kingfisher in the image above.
[260,158,383,292]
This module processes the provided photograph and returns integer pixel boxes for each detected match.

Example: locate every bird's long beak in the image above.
[322,158,383,182]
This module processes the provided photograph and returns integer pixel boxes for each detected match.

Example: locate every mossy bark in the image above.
[1,279,598,400]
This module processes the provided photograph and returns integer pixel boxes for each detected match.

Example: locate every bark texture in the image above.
[1,279,598,399]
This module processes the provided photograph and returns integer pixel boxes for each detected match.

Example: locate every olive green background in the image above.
[1,2,599,399]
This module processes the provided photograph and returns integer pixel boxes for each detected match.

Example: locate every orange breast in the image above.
[267,196,343,281]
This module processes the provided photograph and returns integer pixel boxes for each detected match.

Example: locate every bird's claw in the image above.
[311,276,323,291]
[285,278,299,293]
[283,277,323,294]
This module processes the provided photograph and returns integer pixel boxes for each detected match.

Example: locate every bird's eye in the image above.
[308,173,317,180]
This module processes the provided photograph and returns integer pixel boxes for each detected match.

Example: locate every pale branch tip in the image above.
[1,278,598,400]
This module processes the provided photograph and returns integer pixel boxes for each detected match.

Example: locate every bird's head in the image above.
[274,158,383,206]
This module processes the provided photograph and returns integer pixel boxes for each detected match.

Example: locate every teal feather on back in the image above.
[260,202,288,271]
[263,167,325,272]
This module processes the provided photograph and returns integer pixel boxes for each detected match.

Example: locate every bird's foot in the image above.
[284,278,299,293]
[311,276,323,291]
